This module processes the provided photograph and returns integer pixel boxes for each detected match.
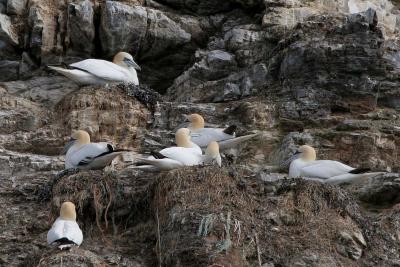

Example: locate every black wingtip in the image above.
[52,237,77,245]
[112,149,132,152]
[151,151,166,159]
[223,125,237,135]
[349,168,371,174]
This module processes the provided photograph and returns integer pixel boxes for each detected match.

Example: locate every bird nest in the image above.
[152,166,366,266]
[51,170,117,233]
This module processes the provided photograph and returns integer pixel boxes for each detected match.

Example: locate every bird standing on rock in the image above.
[63,130,130,170]
[284,145,383,184]
[180,113,259,150]
[48,52,140,85]
[47,202,83,250]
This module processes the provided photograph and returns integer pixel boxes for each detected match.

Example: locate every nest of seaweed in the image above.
[152,166,366,266]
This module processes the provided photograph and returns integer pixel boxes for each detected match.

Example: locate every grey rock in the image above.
[100,2,147,58]
[7,0,27,15]
[337,231,364,260]
[0,2,5,14]
[67,0,95,57]
[18,52,37,80]
[0,60,18,81]
[27,6,44,61]
[356,173,400,205]
[100,1,190,59]
[1,76,79,106]
[0,13,18,45]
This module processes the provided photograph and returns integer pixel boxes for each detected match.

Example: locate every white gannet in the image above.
[63,130,130,170]
[48,52,140,85]
[285,145,383,184]
[133,128,221,171]
[47,202,83,250]
[135,141,222,171]
[181,113,259,150]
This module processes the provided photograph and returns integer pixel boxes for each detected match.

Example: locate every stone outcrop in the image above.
[1,0,400,266]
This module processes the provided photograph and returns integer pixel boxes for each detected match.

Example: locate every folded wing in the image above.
[70,59,131,82]
[300,160,354,179]
[47,218,83,246]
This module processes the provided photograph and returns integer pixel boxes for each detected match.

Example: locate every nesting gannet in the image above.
[174,127,202,155]
[181,113,259,150]
[63,130,130,170]
[47,202,83,250]
[135,141,222,171]
[48,52,140,85]
[285,145,383,184]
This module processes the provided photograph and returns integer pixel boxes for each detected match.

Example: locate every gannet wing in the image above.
[300,160,354,179]
[159,147,202,166]
[217,133,259,150]
[190,128,234,147]
[70,59,130,82]
[47,218,83,246]
[67,142,112,167]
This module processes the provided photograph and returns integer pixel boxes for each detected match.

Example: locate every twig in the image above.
[156,207,162,267]
[254,232,262,267]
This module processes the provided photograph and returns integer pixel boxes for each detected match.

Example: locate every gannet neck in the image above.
[175,128,192,147]
[299,145,316,161]
[189,114,205,129]
[60,202,77,221]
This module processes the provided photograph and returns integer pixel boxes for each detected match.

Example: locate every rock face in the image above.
[2,0,400,266]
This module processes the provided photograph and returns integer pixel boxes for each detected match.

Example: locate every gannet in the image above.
[47,202,83,250]
[48,52,140,85]
[135,141,222,171]
[285,145,383,184]
[181,113,259,150]
[174,127,202,155]
[63,130,130,170]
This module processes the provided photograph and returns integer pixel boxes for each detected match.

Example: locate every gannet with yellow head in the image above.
[63,130,130,170]
[48,51,140,85]
[133,129,221,171]
[285,145,383,184]
[180,113,259,150]
[47,202,83,250]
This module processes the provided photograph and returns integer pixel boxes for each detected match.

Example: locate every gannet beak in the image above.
[182,114,190,121]
[281,150,300,168]
[124,58,141,71]
[62,138,76,155]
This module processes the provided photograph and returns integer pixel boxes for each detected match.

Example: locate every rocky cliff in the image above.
[1,0,400,266]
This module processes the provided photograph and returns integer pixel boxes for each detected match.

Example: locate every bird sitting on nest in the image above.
[48,52,140,85]
[177,113,259,151]
[47,202,83,250]
[283,145,384,184]
[63,130,131,171]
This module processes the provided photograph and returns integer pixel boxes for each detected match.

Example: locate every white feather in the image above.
[49,58,138,85]
[47,218,83,246]
[65,142,122,170]
[189,128,235,147]
[289,158,383,184]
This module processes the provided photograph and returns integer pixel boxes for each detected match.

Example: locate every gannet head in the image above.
[175,128,192,147]
[298,145,317,161]
[60,201,77,221]
[205,141,222,167]
[185,113,205,129]
[62,130,90,154]
[113,52,141,71]
[72,130,90,145]
[281,145,317,167]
